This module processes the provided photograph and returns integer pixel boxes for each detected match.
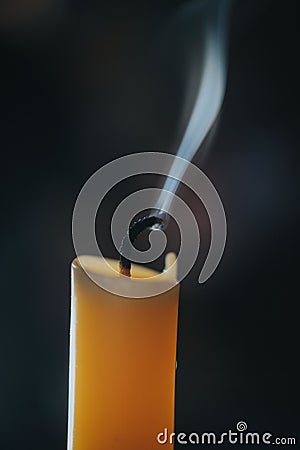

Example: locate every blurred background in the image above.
[0,0,299,448]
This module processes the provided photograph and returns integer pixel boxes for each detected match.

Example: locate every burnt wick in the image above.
[119,216,164,277]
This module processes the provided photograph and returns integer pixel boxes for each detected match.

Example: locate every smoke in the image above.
[72,0,231,289]
[155,0,232,214]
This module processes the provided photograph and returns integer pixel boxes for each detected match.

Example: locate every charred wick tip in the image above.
[119,264,131,277]
[119,215,164,277]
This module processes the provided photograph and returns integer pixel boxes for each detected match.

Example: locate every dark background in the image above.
[0,0,299,448]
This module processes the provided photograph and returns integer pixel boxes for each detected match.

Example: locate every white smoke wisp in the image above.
[155,0,232,214]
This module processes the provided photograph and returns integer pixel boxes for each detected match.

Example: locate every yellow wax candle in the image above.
[68,254,179,450]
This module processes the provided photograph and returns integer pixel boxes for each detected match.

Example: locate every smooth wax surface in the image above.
[68,255,179,450]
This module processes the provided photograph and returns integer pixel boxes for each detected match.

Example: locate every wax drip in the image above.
[119,216,164,277]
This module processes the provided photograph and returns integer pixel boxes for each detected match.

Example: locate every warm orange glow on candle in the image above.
[68,255,179,450]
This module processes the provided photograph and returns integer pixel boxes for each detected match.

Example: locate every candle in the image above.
[68,253,179,450]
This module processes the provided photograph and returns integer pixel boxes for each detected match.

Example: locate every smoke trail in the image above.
[155,0,232,214]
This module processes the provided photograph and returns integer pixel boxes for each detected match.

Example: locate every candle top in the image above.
[72,254,178,298]
[73,254,177,279]
[73,255,158,278]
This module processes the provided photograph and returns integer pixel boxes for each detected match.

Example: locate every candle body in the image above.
[68,257,179,450]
